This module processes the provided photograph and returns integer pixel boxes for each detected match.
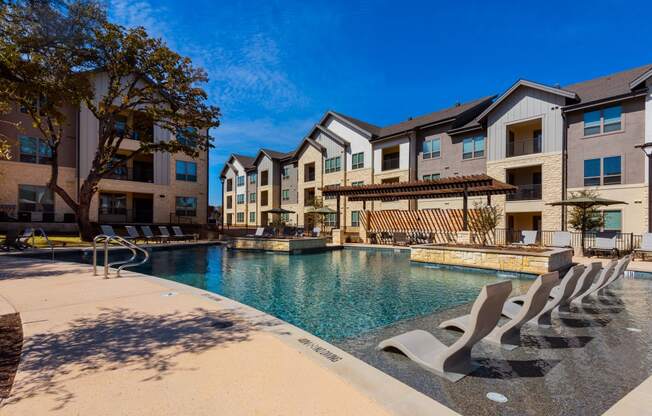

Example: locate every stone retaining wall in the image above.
[232,237,327,253]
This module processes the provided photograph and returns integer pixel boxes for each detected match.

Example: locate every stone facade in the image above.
[232,237,327,252]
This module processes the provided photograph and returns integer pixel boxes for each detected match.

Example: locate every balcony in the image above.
[507,184,542,201]
[382,147,400,171]
[507,137,542,158]
[105,166,154,183]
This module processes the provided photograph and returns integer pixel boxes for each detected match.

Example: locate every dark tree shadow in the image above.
[5,306,283,410]
[0,312,23,403]
[520,334,593,349]
[471,358,561,379]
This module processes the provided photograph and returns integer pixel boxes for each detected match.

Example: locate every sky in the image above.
[107,0,652,206]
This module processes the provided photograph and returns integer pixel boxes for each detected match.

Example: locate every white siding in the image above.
[487,86,566,161]
[324,118,372,170]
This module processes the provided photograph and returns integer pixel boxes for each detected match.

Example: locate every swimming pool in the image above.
[61,245,533,341]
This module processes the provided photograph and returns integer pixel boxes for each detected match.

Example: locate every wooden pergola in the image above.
[321,174,517,231]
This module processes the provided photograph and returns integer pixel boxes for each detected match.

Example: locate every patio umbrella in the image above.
[547,196,627,255]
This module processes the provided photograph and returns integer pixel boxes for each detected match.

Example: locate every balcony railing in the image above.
[507,137,542,157]
[382,155,400,171]
[105,166,154,183]
[506,184,542,201]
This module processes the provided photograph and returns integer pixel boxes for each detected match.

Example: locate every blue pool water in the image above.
[69,245,532,341]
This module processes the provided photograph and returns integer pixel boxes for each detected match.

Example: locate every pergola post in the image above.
[486,194,491,206]
[336,195,341,228]
[463,186,469,231]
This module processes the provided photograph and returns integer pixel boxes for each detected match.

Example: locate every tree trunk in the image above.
[76,179,98,242]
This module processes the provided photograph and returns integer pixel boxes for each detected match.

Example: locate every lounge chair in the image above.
[376,281,512,382]
[0,229,27,251]
[312,227,321,237]
[100,225,118,237]
[571,260,617,306]
[551,231,572,248]
[440,272,557,350]
[503,264,585,327]
[125,226,147,243]
[141,225,167,243]
[159,226,183,241]
[247,227,265,238]
[512,230,538,246]
[597,254,632,295]
[295,228,305,238]
[393,232,408,246]
[587,236,618,258]
[560,262,602,308]
[634,233,652,261]
[172,226,197,242]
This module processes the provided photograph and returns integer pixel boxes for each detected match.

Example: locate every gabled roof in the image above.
[328,111,382,137]
[563,63,652,106]
[219,153,256,178]
[476,80,578,122]
[253,148,294,165]
[292,137,325,158]
[312,125,350,147]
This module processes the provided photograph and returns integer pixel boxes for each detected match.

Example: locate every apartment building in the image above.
[222,63,652,235]
[0,77,209,227]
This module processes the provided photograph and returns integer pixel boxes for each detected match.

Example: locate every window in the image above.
[325,156,341,173]
[351,211,360,227]
[236,194,245,204]
[351,181,364,186]
[324,212,337,227]
[423,137,441,159]
[237,175,245,187]
[584,159,601,186]
[177,127,198,147]
[249,192,256,203]
[236,212,245,223]
[382,147,400,171]
[603,210,622,232]
[261,190,269,206]
[261,170,269,186]
[304,163,315,182]
[226,196,232,209]
[282,189,290,201]
[584,105,622,136]
[175,197,197,217]
[176,161,197,182]
[99,193,126,215]
[19,136,52,164]
[18,185,54,212]
[463,136,484,159]
[249,211,256,223]
[282,166,290,179]
[280,213,290,222]
[226,178,233,192]
[249,173,257,184]
[603,156,621,185]
[352,152,364,169]
[423,173,440,181]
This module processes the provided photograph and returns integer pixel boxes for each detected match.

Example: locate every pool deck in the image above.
[0,256,457,416]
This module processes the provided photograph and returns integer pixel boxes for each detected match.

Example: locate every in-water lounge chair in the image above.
[376,281,512,382]
[172,226,197,242]
[503,264,585,327]
[551,231,572,248]
[439,272,558,350]
[512,230,538,246]
[557,262,602,309]
[634,233,652,261]
[571,260,617,306]
[597,254,632,295]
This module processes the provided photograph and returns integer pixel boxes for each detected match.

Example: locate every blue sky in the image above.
[108,0,652,206]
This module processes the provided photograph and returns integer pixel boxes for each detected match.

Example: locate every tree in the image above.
[567,189,604,254]
[1,1,221,240]
[470,200,502,246]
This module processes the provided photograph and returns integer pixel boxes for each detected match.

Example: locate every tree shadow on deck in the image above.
[6,306,282,410]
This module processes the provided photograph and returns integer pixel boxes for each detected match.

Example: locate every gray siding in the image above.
[487,87,566,160]
[566,97,646,188]
[315,131,345,159]
[281,162,298,204]
[417,124,487,179]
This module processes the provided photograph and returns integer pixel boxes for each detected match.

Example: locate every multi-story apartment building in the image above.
[222,63,652,236]
[0,77,209,228]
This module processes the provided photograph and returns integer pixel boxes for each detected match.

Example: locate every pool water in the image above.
[71,245,532,341]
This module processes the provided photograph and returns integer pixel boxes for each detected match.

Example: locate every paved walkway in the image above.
[0,257,456,416]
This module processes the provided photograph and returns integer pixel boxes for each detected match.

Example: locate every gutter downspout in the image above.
[76,107,81,204]
[206,128,210,226]
[561,110,567,231]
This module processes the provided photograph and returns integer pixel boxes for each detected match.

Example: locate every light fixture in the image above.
[637,142,652,157]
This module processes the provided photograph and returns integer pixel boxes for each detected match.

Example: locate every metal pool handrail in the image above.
[92,234,149,278]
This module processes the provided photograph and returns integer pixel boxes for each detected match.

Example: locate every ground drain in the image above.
[486,392,508,403]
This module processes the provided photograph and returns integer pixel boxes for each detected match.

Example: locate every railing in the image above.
[494,228,642,253]
[105,166,154,183]
[92,234,149,278]
[382,155,400,171]
[98,208,153,224]
[507,137,542,157]
[506,184,542,201]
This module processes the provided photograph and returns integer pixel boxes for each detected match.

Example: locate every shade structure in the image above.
[547,196,628,208]
[264,207,296,214]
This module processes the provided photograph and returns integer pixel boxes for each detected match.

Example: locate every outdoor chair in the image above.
[247,228,265,238]
[503,264,585,327]
[587,236,618,258]
[172,226,197,242]
[158,226,182,241]
[551,231,572,248]
[141,226,167,243]
[571,260,617,306]
[439,272,557,350]
[100,225,126,239]
[512,230,538,246]
[312,227,321,237]
[125,226,149,243]
[555,262,602,310]
[393,232,408,246]
[295,228,305,238]
[596,254,632,296]
[0,229,27,251]
[634,233,652,261]
[376,281,512,382]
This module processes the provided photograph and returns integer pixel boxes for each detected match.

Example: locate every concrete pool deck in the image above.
[0,257,457,416]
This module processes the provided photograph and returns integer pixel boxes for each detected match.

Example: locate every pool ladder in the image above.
[92,235,150,278]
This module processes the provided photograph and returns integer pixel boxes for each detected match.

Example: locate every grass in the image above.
[0,235,90,248]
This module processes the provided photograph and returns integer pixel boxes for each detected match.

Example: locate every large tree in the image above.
[0,1,220,240]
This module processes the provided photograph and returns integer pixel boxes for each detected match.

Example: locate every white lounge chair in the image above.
[588,236,617,257]
[634,233,652,261]
[571,260,617,306]
[439,272,557,350]
[551,231,572,248]
[247,227,265,238]
[597,254,632,295]
[312,227,321,237]
[560,262,602,307]
[503,264,585,327]
[376,281,512,382]
[512,230,537,246]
